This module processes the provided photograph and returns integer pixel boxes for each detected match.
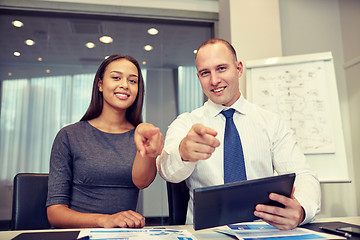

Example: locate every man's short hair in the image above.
[195,38,238,62]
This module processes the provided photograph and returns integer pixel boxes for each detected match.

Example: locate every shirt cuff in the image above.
[157,146,196,183]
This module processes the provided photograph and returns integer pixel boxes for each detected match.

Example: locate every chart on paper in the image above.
[249,61,335,154]
[246,52,350,182]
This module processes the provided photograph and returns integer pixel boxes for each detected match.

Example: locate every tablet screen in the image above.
[193,173,295,230]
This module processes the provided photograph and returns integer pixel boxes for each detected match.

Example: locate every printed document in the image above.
[215,222,346,240]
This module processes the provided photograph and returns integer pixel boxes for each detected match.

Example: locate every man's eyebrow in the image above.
[198,64,228,73]
[198,68,208,73]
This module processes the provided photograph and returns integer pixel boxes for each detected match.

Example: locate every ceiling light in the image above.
[144,45,153,51]
[38,57,43,61]
[25,39,35,46]
[8,72,12,76]
[142,61,147,65]
[12,20,24,28]
[99,36,113,44]
[147,28,159,35]
[14,51,20,57]
[85,42,95,48]
[193,49,198,54]
[46,69,50,73]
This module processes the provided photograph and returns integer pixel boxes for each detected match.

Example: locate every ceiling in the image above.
[0,9,213,80]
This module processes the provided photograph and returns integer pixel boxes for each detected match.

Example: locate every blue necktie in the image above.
[221,109,247,183]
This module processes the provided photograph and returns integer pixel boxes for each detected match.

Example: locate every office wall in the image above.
[278,0,358,217]
[338,0,360,214]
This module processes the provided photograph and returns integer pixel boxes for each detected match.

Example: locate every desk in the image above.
[0,217,359,240]
[314,217,360,225]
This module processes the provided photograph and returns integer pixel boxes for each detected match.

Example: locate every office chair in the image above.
[11,173,52,230]
[166,180,189,225]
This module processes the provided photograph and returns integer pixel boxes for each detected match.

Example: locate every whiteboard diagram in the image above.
[246,52,350,182]
[249,61,335,154]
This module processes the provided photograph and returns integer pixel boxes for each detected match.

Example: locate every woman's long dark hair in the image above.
[80,54,144,127]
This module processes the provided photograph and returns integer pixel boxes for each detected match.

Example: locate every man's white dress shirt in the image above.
[157,94,321,225]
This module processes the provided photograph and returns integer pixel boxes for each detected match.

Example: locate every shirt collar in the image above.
[206,92,248,118]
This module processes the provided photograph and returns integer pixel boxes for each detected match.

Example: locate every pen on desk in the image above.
[319,227,352,238]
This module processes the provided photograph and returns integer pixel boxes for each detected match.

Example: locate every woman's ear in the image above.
[98,78,103,92]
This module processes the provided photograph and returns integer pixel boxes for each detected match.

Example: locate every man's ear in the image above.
[98,78,103,92]
[237,61,243,78]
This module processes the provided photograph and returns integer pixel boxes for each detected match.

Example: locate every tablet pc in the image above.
[193,173,295,230]
[11,231,80,240]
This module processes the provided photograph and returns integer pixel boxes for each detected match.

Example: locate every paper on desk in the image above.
[78,228,198,240]
[215,222,346,240]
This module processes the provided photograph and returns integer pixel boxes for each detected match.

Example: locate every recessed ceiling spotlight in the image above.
[99,36,113,44]
[25,39,35,46]
[147,28,159,35]
[46,69,51,73]
[85,42,95,48]
[14,51,21,57]
[144,45,153,51]
[142,61,147,65]
[8,72,12,76]
[38,57,43,61]
[12,20,24,28]
[193,49,198,54]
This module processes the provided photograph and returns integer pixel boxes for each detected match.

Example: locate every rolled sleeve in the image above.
[156,112,196,183]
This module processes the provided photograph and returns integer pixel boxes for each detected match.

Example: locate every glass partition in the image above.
[0,8,212,222]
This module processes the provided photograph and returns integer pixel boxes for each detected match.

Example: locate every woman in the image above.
[46,54,163,228]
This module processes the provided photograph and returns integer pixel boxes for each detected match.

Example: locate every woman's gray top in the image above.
[46,121,139,214]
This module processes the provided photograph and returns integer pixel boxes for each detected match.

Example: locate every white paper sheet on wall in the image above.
[245,52,350,182]
[250,61,335,154]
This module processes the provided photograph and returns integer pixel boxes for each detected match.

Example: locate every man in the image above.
[157,38,320,230]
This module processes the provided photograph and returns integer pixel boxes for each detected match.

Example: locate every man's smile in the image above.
[212,86,226,93]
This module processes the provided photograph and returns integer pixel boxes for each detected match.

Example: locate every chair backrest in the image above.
[166,180,189,225]
[11,173,52,230]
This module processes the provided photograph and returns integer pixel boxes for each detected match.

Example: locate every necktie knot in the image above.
[221,108,235,119]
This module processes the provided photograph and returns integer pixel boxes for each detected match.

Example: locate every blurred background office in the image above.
[0,0,359,228]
